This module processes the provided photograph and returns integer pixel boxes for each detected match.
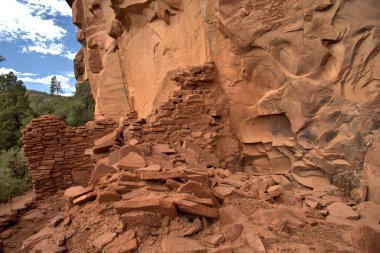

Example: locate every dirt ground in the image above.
[0,190,362,253]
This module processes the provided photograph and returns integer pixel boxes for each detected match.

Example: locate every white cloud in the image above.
[20,73,37,76]
[0,67,20,75]
[22,74,75,91]
[64,51,77,60]
[22,42,64,55]
[24,0,72,17]
[64,72,75,78]
[0,67,75,94]
[0,0,74,58]
[22,43,65,55]
[0,67,38,76]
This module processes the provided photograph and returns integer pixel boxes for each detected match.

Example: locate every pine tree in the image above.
[56,79,62,95]
[50,76,57,95]
[50,76,62,95]
[0,72,33,150]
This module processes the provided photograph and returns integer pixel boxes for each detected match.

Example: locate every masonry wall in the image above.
[22,116,116,195]
[122,62,242,170]
[21,63,241,197]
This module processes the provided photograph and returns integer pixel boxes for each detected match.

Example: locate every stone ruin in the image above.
[12,63,379,253]
[67,0,380,203]
[21,62,242,195]
[1,0,380,252]
[22,116,116,195]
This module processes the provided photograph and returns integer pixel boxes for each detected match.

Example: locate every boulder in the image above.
[252,207,306,232]
[326,202,360,220]
[343,225,380,253]
[356,201,380,220]
[222,223,243,242]
[266,185,285,198]
[291,172,330,189]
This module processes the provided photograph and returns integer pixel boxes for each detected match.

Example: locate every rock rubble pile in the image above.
[3,134,379,252]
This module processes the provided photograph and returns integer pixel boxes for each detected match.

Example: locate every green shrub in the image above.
[0,72,34,150]
[331,171,359,196]
[65,81,95,127]
[0,147,31,203]
[28,81,95,127]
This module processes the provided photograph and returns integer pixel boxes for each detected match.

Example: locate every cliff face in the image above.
[70,0,380,202]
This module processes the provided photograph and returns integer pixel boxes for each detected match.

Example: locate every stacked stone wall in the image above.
[22,63,241,196]
[122,62,242,169]
[22,116,116,195]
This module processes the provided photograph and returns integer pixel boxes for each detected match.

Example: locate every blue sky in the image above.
[0,0,80,96]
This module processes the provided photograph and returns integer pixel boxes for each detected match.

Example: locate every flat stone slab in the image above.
[90,163,119,184]
[120,211,161,227]
[117,152,146,170]
[92,232,116,249]
[140,171,187,180]
[114,198,177,217]
[172,193,214,207]
[173,199,219,218]
[212,186,234,200]
[64,186,92,201]
[161,237,206,253]
[326,202,360,220]
[72,192,97,205]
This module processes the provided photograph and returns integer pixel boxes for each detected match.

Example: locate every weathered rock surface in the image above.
[363,131,380,203]
[11,1,380,252]
[326,202,360,220]
[66,0,380,201]
[357,201,380,220]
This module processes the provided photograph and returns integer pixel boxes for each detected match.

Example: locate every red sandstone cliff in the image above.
[66,0,380,201]
[5,2,379,252]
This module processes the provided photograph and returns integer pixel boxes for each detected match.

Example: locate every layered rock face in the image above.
[70,0,380,202]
